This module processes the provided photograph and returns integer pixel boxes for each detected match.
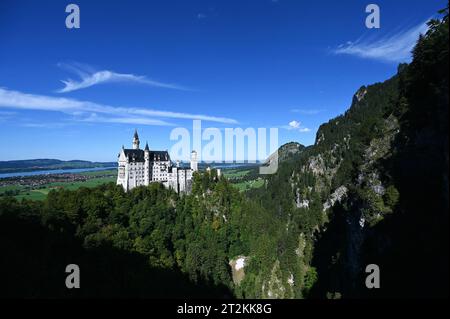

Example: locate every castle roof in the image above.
[124,149,144,162]
[123,149,170,162]
[149,150,170,161]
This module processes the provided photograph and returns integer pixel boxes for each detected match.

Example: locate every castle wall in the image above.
[117,151,129,191]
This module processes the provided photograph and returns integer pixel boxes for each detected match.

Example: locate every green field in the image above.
[231,178,265,192]
[1,175,116,201]
[0,185,23,192]
[222,169,251,179]
[220,167,264,192]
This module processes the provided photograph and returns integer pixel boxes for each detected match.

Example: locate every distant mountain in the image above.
[263,141,306,165]
[0,159,117,173]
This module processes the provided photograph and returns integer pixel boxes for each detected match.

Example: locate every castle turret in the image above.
[133,129,140,150]
[144,141,150,185]
[117,145,128,191]
[190,150,198,172]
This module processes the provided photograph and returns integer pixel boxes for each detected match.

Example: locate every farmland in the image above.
[0,169,117,201]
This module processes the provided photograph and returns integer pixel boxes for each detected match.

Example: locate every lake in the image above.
[0,167,116,179]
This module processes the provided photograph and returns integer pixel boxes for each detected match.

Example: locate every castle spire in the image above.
[144,141,149,151]
[132,129,140,150]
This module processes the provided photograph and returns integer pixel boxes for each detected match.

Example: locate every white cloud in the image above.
[332,20,429,63]
[281,120,310,133]
[56,63,191,93]
[0,87,238,125]
[289,120,300,129]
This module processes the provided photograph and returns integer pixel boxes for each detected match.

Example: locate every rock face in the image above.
[323,186,348,212]
[354,86,368,102]
[262,260,291,299]
[296,189,309,208]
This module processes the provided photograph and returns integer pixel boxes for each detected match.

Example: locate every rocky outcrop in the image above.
[323,186,348,212]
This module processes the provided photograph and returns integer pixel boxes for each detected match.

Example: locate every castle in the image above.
[116,130,198,193]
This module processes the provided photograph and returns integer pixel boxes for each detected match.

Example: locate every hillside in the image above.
[243,9,448,298]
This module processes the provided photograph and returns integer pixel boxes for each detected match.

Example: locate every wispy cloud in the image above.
[79,113,174,126]
[18,117,168,128]
[56,63,191,93]
[0,111,16,116]
[0,87,238,125]
[280,120,311,133]
[290,108,323,115]
[0,111,15,122]
[332,20,429,63]
[20,122,71,129]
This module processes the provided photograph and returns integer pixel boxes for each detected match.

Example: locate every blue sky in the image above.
[0,0,444,161]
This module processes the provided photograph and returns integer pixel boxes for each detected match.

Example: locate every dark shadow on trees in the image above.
[0,213,232,298]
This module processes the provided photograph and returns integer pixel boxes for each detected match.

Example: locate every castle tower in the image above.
[144,141,150,185]
[190,150,198,172]
[117,145,129,191]
[132,129,140,150]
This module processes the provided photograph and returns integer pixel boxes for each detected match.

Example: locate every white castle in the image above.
[116,130,198,193]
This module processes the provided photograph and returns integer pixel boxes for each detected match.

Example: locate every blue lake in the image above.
[0,167,116,179]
